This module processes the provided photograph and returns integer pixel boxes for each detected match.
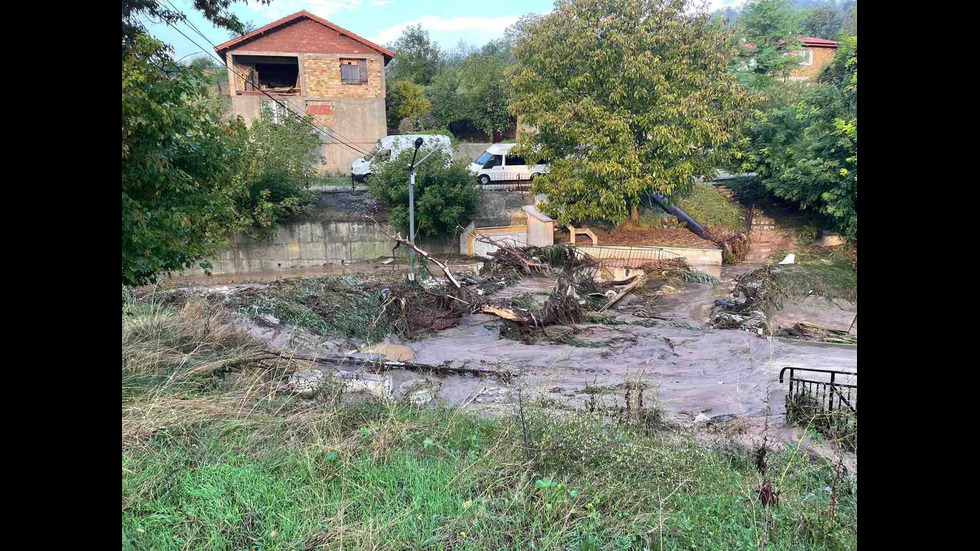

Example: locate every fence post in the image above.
[828,372,835,413]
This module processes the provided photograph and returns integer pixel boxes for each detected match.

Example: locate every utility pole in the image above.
[406,137,446,281]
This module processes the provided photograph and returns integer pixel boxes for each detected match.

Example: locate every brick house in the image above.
[744,36,839,81]
[788,37,839,81]
[214,10,394,173]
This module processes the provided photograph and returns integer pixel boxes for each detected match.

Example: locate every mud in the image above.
[236,265,856,425]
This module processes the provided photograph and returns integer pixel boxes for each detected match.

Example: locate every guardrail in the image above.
[779,367,857,415]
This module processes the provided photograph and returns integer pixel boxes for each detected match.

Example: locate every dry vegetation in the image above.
[122,293,857,550]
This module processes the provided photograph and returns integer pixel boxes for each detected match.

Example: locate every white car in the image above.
[467,143,549,185]
[351,134,453,182]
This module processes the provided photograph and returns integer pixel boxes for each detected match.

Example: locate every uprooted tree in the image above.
[509,0,753,225]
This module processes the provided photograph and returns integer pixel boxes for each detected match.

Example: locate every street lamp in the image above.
[407,137,445,281]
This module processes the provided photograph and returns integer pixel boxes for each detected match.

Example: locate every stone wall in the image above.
[185,188,530,277]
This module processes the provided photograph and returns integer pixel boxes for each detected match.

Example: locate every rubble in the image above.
[288,369,325,398]
[709,266,772,332]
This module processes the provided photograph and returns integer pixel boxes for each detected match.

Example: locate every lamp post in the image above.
[406,137,445,281]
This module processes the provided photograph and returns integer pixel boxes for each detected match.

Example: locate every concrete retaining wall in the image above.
[576,245,723,266]
[185,220,454,277]
[454,142,493,164]
[472,189,536,227]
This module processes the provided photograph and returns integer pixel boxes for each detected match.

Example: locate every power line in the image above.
[154,1,373,157]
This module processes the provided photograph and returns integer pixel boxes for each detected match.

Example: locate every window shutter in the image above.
[358,60,367,84]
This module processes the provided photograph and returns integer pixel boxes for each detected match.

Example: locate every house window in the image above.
[796,49,813,66]
[340,59,368,85]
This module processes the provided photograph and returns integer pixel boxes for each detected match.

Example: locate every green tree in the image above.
[458,42,514,139]
[427,65,469,129]
[386,24,441,85]
[386,80,432,130]
[123,0,319,285]
[800,2,843,39]
[367,148,479,238]
[122,34,250,286]
[740,36,856,238]
[237,105,323,236]
[509,0,752,225]
[840,1,857,36]
[736,0,803,87]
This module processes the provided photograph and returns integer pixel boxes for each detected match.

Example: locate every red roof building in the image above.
[216,11,394,173]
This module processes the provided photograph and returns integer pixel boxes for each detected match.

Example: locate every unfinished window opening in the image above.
[340,59,368,85]
[235,55,300,95]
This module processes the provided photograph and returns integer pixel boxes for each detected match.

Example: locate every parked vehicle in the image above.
[351,134,453,182]
[467,143,549,185]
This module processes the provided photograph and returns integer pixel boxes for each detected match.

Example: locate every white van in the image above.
[351,134,453,182]
[467,143,549,185]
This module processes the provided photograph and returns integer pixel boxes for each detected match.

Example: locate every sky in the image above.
[145,0,745,62]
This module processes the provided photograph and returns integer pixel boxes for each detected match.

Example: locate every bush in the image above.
[387,80,431,130]
[367,147,479,238]
[236,106,322,236]
[798,225,818,246]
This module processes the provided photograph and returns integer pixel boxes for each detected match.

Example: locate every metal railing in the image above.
[478,181,533,191]
[572,245,683,268]
[779,367,857,415]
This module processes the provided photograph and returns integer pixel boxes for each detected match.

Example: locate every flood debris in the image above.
[719,232,750,264]
[709,266,771,332]
[288,369,325,398]
[776,322,857,344]
[599,274,647,313]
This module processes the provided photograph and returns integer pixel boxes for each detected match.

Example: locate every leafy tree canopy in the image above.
[367,148,479,238]
[735,0,803,85]
[122,34,250,286]
[800,2,843,39]
[386,24,441,85]
[509,0,752,225]
[739,36,856,239]
[387,80,432,130]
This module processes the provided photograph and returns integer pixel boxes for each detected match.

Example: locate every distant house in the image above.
[214,10,394,173]
[744,36,840,81]
[787,37,839,81]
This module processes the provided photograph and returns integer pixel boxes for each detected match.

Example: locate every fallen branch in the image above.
[598,274,647,313]
[368,216,462,289]
[481,305,532,324]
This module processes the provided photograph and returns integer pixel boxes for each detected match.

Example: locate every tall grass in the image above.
[122,299,857,550]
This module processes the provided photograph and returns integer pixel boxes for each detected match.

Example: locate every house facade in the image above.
[215,11,393,173]
[788,37,839,81]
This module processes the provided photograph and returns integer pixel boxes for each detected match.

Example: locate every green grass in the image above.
[673,181,744,234]
[123,400,857,550]
[123,297,857,550]
[765,252,858,309]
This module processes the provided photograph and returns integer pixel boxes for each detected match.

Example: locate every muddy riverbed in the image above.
[239,264,856,423]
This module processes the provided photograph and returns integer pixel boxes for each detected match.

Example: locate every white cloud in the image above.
[369,0,393,5]
[245,0,363,20]
[371,14,521,46]
[701,0,747,13]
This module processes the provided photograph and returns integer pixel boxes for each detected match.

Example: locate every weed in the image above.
[122,299,857,550]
